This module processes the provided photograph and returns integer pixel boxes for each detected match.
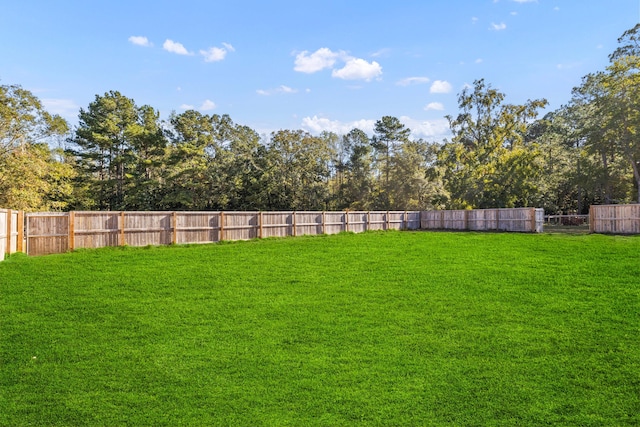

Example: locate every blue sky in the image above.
[2,1,638,140]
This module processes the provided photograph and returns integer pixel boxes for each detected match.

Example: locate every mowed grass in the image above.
[1,231,639,426]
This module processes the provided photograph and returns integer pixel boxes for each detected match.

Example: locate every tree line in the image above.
[2,25,640,213]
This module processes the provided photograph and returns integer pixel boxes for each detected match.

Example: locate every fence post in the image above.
[172,211,178,244]
[69,211,75,251]
[440,211,444,229]
[589,206,595,233]
[219,211,225,241]
[530,208,536,233]
[120,212,126,246]
[322,211,326,234]
[386,211,390,230]
[292,211,297,237]
[464,210,469,231]
[345,209,349,232]
[259,211,263,239]
[5,209,12,256]
[17,211,24,253]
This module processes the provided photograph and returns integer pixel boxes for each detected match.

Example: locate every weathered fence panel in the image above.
[261,212,293,238]
[26,212,69,256]
[444,210,468,230]
[295,212,323,236]
[177,211,220,244]
[590,204,640,234]
[73,211,120,249]
[324,211,346,235]
[224,212,259,241]
[125,212,173,247]
[1,209,24,259]
[421,208,543,233]
[347,211,367,233]
[406,211,421,230]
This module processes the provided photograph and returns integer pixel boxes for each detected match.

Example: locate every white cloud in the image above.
[557,62,581,70]
[490,22,507,31]
[128,36,152,47]
[371,48,391,58]
[41,98,79,119]
[256,85,298,96]
[512,0,537,2]
[472,17,479,23]
[180,104,195,110]
[430,80,452,94]
[332,58,382,81]
[301,116,376,135]
[424,102,445,111]
[200,47,226,62]
[200,43,235,62]
[294,48,343,73]
[397,76,430,86]
[475,58,483,64]
[300,115,450,140]
[399,116,451,140]
[295,47,383,81]
[200,100,216,111]
[163,39,192,55]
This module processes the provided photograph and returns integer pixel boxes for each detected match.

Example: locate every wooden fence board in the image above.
[0,209,7,258]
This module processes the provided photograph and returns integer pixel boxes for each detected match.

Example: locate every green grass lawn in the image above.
[1,231,639,426]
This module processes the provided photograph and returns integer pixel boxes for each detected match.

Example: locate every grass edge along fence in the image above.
[2,208,547,258]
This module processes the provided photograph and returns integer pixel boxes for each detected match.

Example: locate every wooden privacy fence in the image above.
[589,204,640,234]
[2,207,552,259]
[421,208,544,233]
[0,209,24,259]
[24,211,421,256]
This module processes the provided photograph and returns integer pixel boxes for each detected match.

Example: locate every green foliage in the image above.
[438,79,547,209]
[1,232,639,425]
[70,91,168,210]
[263,129,332,210]
[0,84,75,211]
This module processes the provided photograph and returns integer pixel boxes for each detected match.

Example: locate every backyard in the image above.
[1,231,639,426]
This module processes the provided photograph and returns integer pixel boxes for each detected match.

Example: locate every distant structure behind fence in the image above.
[2,207,545,259]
